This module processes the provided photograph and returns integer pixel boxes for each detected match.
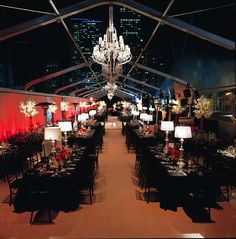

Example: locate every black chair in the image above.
[209,157,236,202]
[220,164,236,201]
[29,191,52,224]
[75,155,96,205]
[15,178,53,224]
[5,173,22,206]
[185,175,217,220]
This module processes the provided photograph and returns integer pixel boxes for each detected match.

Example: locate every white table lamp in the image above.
[160,121,174,154]
[58,121,72,149]
[89,110,96,119]
[132,110,139,119]
[144,114,153,128]
[174,126,192,169]
[44,127,61,153]
[82,113,89,120]
[140,113,147,121]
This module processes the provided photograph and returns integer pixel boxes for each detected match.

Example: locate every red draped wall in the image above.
[0,88,90,141]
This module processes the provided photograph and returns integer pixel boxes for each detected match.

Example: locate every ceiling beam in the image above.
[90,90,129,99]
[0,0,234,50]
[118,88,137,97]
[93,93,107,99]
[117,85,139,96]
[114,92,129,99]
[128,61,194,88]
[70,80,107,96]
[84,87,135,99]
[49,0,100,87]
[122,83,150,95]
[120,74,160,91]
[24,61,92,90]
[121,0,175,86]
[84,89,105,98]
[77,84,105,97]
[116,89,133,98]
[55,73,102,94]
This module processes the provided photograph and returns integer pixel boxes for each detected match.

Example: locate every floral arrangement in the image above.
[19,99,39,117]
[167,148,180,159]
[231,114,236,124]
[143,128,152,135]
[79,128,88,134]
[48,103,57,113]
[60,148,71,159]
[171,105,186,114]
[60,101,69,111]
[217,145,236,159]
[193,95,213,119]
[55,155,63,162]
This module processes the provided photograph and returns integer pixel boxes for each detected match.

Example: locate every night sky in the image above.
[0,0,235,95]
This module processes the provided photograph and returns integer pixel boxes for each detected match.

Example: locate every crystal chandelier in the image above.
[107,92,114,100]
[92,6,132,85]
[104,82,118,100]
[104,82,118,93]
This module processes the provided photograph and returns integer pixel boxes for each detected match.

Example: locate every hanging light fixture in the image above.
[92,6,132,85]
[103,82,118,100]
[107,92,114,100]
[104,82,118,95]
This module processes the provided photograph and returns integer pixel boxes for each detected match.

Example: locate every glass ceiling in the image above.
[0,0,235,100]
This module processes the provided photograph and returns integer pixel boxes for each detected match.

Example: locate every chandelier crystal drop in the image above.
[104,82,117,100]
[107,92,114,100]
[104,82,118,92]
[92,6,132,84]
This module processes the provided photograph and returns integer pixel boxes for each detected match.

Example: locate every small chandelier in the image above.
[104,82,117,100]
[104,82,118,93]
[107,92,114,100]
[92,6,132,84]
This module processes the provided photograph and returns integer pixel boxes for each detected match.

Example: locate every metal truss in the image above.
[0,0,234,50]
[70,80,107,96]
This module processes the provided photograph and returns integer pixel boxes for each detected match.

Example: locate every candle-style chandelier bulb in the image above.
[92,6,132,85]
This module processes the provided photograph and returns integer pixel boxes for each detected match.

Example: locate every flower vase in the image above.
[174,114,179,126]
[200,118,205,132]
[29,116,34,133]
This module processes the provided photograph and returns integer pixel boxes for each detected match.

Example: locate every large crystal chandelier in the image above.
[92,6,132,85]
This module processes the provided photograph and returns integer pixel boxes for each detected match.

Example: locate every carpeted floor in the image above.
[0,128,236,238]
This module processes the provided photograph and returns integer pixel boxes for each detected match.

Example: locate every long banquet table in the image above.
[138,145,219,212]
[13,146,86,213]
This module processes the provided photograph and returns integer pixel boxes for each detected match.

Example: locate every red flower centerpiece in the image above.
[55,155,63,162]
[60,149,71,160]
[167,148,180,159]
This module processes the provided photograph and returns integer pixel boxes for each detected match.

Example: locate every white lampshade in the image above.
[160,121,174,132]
[140,113,147,120]
[174,126,192,139]
[58,121,72,132]
[132,110,139,116]
[82,113,89,120]
[89,110,96,116]
[44,127,61,140]
[143,114,153,122]
[143,106,147,110]
[137,103,142,111]
[78,114,86,122]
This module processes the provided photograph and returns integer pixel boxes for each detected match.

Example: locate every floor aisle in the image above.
[0,127,236,238]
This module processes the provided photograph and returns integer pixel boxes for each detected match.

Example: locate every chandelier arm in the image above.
[49,0,101,87]
[109,5,114,28]
[92,3,132,84]
[120,0,175,86]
